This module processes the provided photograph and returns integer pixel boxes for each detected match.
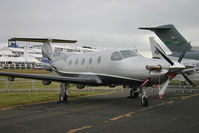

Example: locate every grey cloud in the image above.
[0,0,199,57]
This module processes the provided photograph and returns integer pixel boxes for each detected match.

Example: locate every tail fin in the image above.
[139,24,191,52]
[41,40,54,61]
[149,37,166,59]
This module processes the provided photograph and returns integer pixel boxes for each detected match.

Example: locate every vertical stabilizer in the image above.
[139,24,191,52]
[41,40,54,62]
[149,37,166,59]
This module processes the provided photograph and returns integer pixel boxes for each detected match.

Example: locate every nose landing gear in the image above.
[128,87,149,107]
[141,91,148,107]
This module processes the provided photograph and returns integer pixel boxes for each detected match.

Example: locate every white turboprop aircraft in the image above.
[0,38,194,107]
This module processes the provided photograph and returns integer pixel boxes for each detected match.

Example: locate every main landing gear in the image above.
[129,88,149,107]
[128,88,139,98]
[58,82,69,103]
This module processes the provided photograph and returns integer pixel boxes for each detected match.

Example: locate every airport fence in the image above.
[0,78,120,94]
[0,78,199,95]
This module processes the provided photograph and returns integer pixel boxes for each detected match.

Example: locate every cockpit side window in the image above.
[120,50,137,58]
[111,51,123,61]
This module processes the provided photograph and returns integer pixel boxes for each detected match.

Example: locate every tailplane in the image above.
[8,38,77,69]
[139,24,191,53]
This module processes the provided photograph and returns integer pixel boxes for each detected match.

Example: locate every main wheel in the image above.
[130,89,134,97]
[59,93,68,103]
[141,96,148,107]
[130,89,139,98]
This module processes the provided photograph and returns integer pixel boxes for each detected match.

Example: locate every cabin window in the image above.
[97,56,101,64]
[81,58,85,65]
[120,50,137,58]
[111,51,123,61]
[89,57,92,65]
[75,59,78,65]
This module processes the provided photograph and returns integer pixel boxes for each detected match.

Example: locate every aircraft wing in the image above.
[0,71,100,85]
[9,38,77,43]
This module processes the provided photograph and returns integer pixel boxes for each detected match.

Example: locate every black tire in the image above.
[141,96,148,107]
[59,93,68,103]
[134,92,139,97]
[130,89,139,98]
[130,89,133,97]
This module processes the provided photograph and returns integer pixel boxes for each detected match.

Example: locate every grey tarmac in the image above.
[0,89,199,133]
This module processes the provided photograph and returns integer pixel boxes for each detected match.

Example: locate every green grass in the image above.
[0,91,103,109]
[0,69,115,109]
[0,79,60,90]
[0,69,56,90]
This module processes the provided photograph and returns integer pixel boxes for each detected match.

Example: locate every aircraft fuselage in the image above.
[50,49,170,87]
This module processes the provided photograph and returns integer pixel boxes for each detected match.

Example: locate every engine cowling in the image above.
[76,84,85,89]
[42,80,52,85]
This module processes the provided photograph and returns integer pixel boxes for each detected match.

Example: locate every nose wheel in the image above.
[141,91,148,107]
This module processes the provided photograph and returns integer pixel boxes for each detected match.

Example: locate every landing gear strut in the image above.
[58,82,69,103]
[128,87,149,107]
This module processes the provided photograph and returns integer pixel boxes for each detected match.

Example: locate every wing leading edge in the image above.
[0,71,101,85]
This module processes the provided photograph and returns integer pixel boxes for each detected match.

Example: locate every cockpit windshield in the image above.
[120,50,137,58]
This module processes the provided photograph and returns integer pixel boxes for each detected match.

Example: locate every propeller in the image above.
[180,72,195,87]
[155,48,174,65]
[178,48,187,63]
[155,46,194,97]
[159,77,171,99]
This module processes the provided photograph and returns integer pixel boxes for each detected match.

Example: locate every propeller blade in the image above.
[178,48,188,63]
[155,47,174,65]
[159,77,170,99]
[180,72,195,87]
[178,42,190,63]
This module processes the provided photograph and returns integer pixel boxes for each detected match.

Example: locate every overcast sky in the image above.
[0,0,199,57]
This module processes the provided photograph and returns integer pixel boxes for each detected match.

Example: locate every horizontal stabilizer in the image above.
[139,27,171,31]
[9,38,77,43]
